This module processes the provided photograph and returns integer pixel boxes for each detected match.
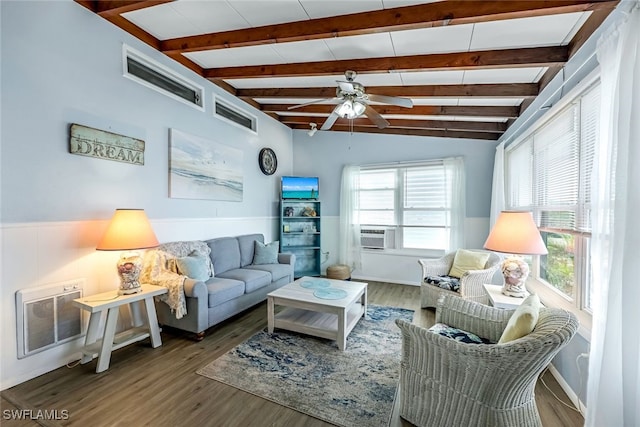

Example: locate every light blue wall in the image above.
[292,130,497,218]
[1,1,293,224]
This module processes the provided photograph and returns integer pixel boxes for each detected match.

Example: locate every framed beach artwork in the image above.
[169,129,243,201]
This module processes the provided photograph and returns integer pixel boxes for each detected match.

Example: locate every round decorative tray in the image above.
[313,288,348,300]
[300,278,331,289]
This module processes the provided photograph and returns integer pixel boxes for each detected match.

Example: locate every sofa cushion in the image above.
[175,254,211,281]
[253,240,279,265]
[217,268,271,293]
[205,277,245,308]
[245,263,291,282]
[156,241,214,277]
[237,234,264,267]
[207,237,241,275]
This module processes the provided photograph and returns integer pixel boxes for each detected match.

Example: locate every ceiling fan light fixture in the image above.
[337,99,366,119]
[337,99,354,118]
[353,100,366,117]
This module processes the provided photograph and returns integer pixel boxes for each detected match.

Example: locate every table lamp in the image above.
[484,211,548,297]
[96,209,159,295]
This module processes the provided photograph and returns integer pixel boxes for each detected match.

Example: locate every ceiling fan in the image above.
[287,70,413,131]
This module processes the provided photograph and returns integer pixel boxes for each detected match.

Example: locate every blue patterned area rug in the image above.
[196,305,413,427]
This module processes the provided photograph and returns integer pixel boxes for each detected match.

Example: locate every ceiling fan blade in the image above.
[364,104,390,129]
[337,81,355,93]
[367,94,413,108]
[287,98,335,110]
[320,109,340,131]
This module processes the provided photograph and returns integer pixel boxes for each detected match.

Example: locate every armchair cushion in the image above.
[498,293,541,343]
[448,249,491,278]
[424,275,460,292]
[429,323,493,344]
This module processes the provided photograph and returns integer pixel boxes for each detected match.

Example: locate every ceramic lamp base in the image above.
[116,252,143,295]
[500,256,530,298]
[501,282,527,298]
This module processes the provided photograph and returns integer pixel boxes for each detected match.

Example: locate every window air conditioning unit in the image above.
[361,228,394,249]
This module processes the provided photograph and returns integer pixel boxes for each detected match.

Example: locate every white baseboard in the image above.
[547,363,587,415]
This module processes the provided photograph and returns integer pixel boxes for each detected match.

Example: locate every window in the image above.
[123,45,204,110]
[357,158,464,252]
[213,97,257,132]
[506,81,600,326]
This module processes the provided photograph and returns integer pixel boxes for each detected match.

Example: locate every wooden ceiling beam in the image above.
[75,1,165,49]
[204,46,568,79]
[160,1,617,54]
[568,4,617,58]
[289,124,499,141]
[238,83,538,99]
[266,104,520,118]
[75,1,172,17]
[281,116,507,133]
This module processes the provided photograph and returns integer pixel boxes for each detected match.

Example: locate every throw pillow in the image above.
[498,293,542,344]
[175,254,211,281]
[448,249,491,278]
[429,323,492,344]
[253,240,279,265]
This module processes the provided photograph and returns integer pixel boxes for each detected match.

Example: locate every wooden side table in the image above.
[73,284,167,373]
[483,283,530,309]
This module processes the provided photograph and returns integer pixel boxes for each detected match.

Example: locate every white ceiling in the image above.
[77,0,618,139]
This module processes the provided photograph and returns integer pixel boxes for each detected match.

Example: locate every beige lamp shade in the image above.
[96,209,159,251]
[484,211,548,255]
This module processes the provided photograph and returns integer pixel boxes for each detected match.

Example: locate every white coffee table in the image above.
[267,277,367,350]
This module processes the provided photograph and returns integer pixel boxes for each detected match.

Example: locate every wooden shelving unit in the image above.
[280,200,321,277]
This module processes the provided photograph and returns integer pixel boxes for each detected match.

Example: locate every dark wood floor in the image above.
[1,281,584,427]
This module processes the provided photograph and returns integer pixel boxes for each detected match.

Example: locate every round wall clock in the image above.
[258,148,277,175]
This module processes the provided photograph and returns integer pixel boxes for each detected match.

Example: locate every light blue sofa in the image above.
[153,233,294,339]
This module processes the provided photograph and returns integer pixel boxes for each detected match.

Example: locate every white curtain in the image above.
[489,141,506,228]
[338,165,362,270]
[586,5,640,427]
[444,157,465,251]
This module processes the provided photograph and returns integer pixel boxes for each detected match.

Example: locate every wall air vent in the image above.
[16,279,85,358]
[123,45,204,110]
[214,96,257,132]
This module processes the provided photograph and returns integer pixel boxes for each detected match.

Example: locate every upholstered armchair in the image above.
[395,295,578,427]
[418,250,501,308]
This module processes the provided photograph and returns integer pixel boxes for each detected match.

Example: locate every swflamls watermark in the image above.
[2,409,69,421]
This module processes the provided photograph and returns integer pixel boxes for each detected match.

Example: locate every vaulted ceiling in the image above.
[76,0,618,140]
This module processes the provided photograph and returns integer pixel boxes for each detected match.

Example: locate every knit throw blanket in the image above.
[141,250,187,319]
[140,241,214,319]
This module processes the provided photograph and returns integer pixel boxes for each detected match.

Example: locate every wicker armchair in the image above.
[418,250,501,308]
[395,295,578,427]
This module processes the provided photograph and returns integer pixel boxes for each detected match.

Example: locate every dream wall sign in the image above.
[169,128,243,202]
[69,123,145,165]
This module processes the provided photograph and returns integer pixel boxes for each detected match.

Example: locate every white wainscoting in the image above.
[0,216,278,390]
[1,215,489,389]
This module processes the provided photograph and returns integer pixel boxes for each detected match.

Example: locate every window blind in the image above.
[507,137,533,209]
[534,105,579,229]
[506,82,599,234]
[578,85,600,231]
